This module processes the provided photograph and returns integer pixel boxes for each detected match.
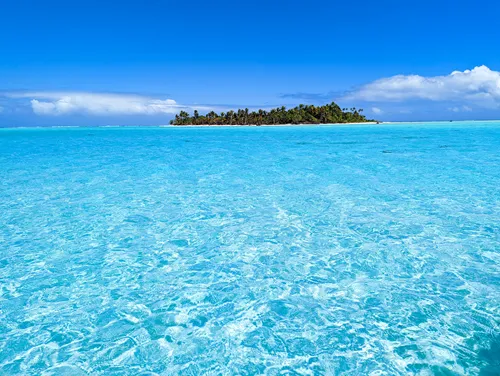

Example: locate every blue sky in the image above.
[1,0,500,126]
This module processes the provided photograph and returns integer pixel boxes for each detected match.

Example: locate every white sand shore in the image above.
[171,122,380,127]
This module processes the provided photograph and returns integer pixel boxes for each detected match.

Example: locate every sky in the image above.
[1,0,500,126]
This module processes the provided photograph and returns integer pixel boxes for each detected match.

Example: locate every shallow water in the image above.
[1,123,499,375]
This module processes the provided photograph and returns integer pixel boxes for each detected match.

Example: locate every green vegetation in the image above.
[170,102,373,125]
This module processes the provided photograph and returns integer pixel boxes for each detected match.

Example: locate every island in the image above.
[170,102,374,126]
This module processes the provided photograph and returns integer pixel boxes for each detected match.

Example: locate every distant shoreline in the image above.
[171,121,380,127]
[170,102,373,126]
[3,120,500,130]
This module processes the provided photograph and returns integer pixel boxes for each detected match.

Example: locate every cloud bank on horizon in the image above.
[5,92,214,116]
[344,65,500,109]
[1,66,500,122]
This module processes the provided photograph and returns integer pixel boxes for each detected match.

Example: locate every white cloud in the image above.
[449,105,473,113]
[345,65,500,108]
[371,107,383,114]
[6,92,212,116]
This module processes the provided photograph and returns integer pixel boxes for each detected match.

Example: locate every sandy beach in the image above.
[170,121,380,127]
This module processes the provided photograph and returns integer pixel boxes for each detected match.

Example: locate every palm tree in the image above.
[169,101,372,125]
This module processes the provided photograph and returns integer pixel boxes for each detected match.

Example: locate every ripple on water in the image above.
[0,124,499,374]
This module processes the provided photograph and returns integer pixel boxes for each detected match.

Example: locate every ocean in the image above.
[1,122,499,375]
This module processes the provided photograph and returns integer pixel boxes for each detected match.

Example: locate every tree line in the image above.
[170,102,374,125]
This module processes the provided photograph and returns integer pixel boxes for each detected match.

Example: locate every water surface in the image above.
[1,123,499,375]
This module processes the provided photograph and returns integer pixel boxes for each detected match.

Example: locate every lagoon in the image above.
[1,122,499,374]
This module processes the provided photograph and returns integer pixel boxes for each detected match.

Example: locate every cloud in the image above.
[5,92,212,116]
[449,105,473,113]
[344,65,500,108]
[0,106,3,113]
[371,107,383,114]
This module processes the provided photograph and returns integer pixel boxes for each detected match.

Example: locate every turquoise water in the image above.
[1,123,499,375]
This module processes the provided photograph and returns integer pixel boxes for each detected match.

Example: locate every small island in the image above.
[170,102,374,126]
